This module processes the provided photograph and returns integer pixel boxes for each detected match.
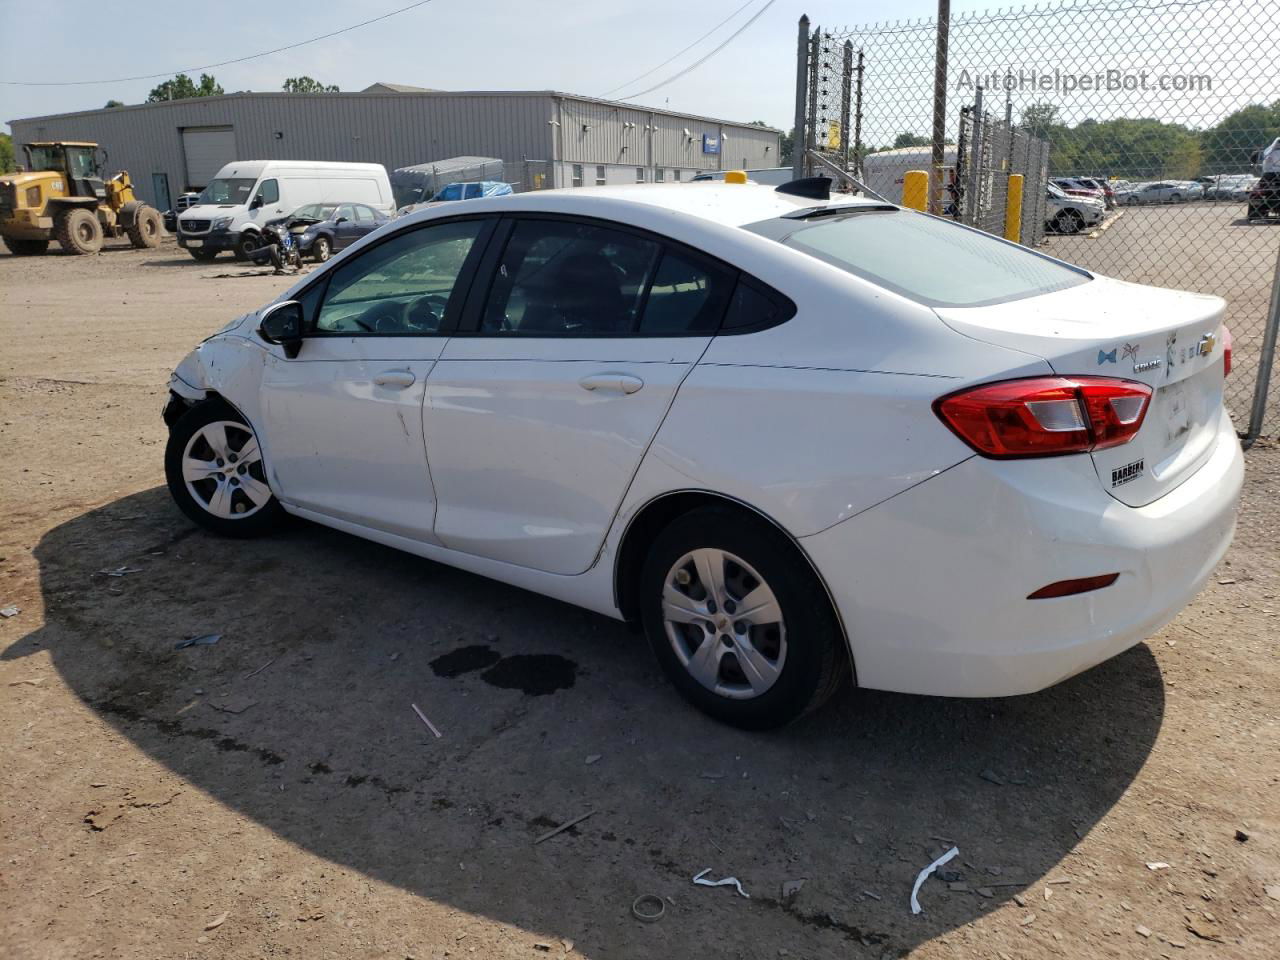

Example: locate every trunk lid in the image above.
[935,276,1227,506]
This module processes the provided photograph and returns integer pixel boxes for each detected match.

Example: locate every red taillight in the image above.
[935,376,1152,458]
[1222,325,1233,377]
[1027,573,1120,599]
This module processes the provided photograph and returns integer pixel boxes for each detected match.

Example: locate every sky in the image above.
[0,0,1005,132]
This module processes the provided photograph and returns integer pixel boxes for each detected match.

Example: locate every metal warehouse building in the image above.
[8,87,781,211]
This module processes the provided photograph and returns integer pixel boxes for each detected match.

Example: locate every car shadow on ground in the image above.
[5,488,1167,957]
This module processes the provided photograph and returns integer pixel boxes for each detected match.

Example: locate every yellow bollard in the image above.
[1005,174,1024,243]
[902,170,929,210]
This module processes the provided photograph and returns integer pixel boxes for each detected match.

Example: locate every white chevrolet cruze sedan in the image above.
[163,179,1243,729]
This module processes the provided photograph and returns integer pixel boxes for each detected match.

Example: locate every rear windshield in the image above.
[745,209,1090,308]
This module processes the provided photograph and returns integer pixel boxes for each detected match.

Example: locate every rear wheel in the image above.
[127,206,163,248]
[55,208,104,254]
[311,235,332,263]
[164,399,284,538]
[2,236,49,255]
[233,232,260,262]
[640,507,846,729]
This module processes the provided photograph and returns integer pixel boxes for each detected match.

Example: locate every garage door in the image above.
[181,127,236,189]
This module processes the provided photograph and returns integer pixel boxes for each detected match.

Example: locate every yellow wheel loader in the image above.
[0,141,163,255]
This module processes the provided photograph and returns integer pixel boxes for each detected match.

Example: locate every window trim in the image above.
[292,214,498,340]
[452,212,794,339]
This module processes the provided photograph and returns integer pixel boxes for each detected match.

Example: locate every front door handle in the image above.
[579,373,644,395]
[373,369,416,388]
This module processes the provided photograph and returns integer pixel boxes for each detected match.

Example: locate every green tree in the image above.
[1021,102,1060,140]
[282,76,340,93]
[104,99,124,108]
[0,132,14,173]
[1201,100,1280,173]
[147,73,223,102]
[892,132,930,149]
[779,127,795,165]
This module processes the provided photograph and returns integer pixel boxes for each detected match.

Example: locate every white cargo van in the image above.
[176,161,393,261]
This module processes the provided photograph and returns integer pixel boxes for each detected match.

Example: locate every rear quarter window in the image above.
[746,209,1090,308]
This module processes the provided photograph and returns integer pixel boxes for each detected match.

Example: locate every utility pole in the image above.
[929,0,951,213]
[792,15,810,180]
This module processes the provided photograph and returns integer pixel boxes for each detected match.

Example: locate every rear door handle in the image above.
[579,373,644,395]
[374,369,416,388]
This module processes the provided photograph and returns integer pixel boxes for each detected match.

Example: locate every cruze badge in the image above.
[1133,358,1163,373]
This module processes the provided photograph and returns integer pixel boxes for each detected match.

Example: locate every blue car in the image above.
[266,202,391,263]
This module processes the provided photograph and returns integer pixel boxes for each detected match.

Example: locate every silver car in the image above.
[1045,182,1105,233]
[1120,181,1195,205]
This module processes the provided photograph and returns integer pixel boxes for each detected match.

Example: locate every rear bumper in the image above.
[801,409,1243,697]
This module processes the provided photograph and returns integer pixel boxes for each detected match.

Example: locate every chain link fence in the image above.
[795,0,1280,439]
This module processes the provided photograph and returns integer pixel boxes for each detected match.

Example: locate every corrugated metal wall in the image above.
[9,91,780,207]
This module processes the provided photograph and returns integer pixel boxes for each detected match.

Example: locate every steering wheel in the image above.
[355,301,407,333]
[404,294,450,332]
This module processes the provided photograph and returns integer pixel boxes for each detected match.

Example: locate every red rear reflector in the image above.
[1027,573,1120,599]
[935,376,1152,458]
[1222,325,1232,377]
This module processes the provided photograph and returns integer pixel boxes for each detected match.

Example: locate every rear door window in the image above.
[746,209,1090,308]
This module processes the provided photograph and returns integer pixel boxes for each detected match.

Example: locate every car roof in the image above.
[402,183,891,230]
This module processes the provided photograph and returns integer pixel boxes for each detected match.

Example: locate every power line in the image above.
[613,0,778,102]
[600,0,761,98]
[0,0,441,86]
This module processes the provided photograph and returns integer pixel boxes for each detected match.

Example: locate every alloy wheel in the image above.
[181,420,272,519]
[661,548,787,700]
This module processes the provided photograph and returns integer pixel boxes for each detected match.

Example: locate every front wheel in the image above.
[55,208,104,254]
[164,399,284,538]
[233,232,261,262]
[640,507,846,729]
[311,235,332,263]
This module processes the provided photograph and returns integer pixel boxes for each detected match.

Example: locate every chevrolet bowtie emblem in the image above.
[1196,333,1217,357]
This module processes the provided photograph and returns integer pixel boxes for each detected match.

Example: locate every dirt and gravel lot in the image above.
[1,238,1278,960]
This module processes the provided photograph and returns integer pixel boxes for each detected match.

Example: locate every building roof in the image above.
[361,82,439,93]
[10,89,782,135]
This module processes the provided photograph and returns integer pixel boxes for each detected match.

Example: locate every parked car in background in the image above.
[1120,181,1193,205]
[1073,177,1116,209]
[161,180,1241,729]
[1052,178,1107,206]
[1045,182,1105,233]
[163,192,202,234]
[397,181,514,216]
[265,202,391,263]
[177,161,394,261]
[1202,175,1258,201]
[1246,173,1280,221]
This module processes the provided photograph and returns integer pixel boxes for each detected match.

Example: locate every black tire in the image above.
[1247,205,1261,221]
[55,208,104,254]
[639,506,846,730]
[1053,210,1084,234]
[127,206,163,249]
[189,247,219,261]
[164,399,285,539]
[232,232,261,262]
[311,235,332,263]
[2,235,49,255]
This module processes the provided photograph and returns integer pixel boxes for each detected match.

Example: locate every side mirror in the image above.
[250,194,264,209]
[258,300,304,358]
[335,216,348,223]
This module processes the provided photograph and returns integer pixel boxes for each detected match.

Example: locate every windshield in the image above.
[292,204,338,220]
[198,178,256,206]
[1047,182,1067,198]
[745,209,1091,308]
